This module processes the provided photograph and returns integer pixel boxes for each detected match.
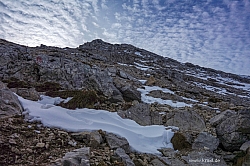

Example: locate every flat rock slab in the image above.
[59,147,90,166]
[117,103,162,126]
[192,132,219,152]
[165,110,205,132]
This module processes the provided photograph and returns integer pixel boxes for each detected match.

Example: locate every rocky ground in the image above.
[0,38,250,165]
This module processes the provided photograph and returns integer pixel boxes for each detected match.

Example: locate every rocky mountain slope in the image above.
[0,38,250,166]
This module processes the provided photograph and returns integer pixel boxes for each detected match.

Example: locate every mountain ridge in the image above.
[0,38,250,165]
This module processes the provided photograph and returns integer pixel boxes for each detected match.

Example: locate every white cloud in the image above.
[0,0,250,75]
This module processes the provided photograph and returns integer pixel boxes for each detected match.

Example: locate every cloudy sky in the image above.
[0,0,250,76]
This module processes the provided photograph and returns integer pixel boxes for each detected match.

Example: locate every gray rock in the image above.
[89,131,103,148]
[0,81,6,89]
[105,132,130,153]
[165,110,205,132]
[117,70,135,81]
[238,109,250,133]
[16,88,40,101]
[240,141,250,152]
[216,109,250,151]
[71,131,103,148]
[110,94,124,103]
[61,147,90,166]
[117,103,162,126]
[118,70,129,79]
[192,132,219,152]
[209,110,236,127]
[114,148,135,166]
[107,67,117,77]
[113,77,140,102]
[71,131,91,144]
[120,85,141,102]
[160,148,176,158]
[0,82,23,118]
[91,53,107,61]
[85,70,122,99]
[36,142,45,148]
[182,150,227,166]
[151,158,167,166]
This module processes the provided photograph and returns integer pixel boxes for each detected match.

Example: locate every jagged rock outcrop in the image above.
[117,103,162,126]
[105,133,130,153]
[113,148,135,166]
[113,78,141,102]
[215,109,250,151]
[84,69,123,101]
[0,81,23,118]
[119,85,141,102]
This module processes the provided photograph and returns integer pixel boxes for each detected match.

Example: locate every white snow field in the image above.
[17,95,174,154]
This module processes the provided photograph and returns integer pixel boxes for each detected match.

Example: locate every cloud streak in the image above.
[0,0,250,75]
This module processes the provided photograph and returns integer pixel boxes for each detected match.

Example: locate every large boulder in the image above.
[192,132,219,152]
[70,131,103,148]
[117,103,162,126]
[85,70,124,102]
[105,133,130,153]
[165,110,206,132]
[120,85,141,102]
[215,109,250,151]
[114,148,135,166]
[209,110,236,127]
[52,147,90,166]
[113,78,140,102]
[0,81,23,118]
[16,88,40,101]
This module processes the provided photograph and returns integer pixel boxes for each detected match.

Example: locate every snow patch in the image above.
[135,51,143,56]
[17,95,174,154]
[137,86,192,107]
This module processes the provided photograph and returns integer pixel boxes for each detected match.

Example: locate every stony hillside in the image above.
[0,38,249,166]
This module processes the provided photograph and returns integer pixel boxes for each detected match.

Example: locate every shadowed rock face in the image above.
[0,81,23,119]
[215,109,250,151]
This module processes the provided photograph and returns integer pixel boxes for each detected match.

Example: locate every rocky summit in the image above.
[0,38,250,166]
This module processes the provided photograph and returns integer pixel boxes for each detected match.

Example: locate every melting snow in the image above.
[137,86,192,107]
[17,95,174,154]
[135,51,143,56]
[134,62,150,71]
[138,80,147,84]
